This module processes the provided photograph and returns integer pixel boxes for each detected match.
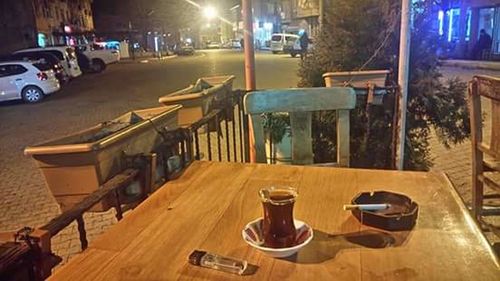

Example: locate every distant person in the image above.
[472,29,492,60]
[299,31,309,60]
[240,38,244,50]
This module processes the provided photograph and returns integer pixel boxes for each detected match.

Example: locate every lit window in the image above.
[438,10,444,36]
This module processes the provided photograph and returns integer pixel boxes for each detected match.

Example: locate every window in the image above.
[45,50,64,61]
[0,65,28,77]
[478,7,495,39]
[447,8,461,42]
[271,35,282,41]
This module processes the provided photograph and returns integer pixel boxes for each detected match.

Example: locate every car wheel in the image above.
[22,86,44,103]
[291,52,298,58]
[91,59,106,73]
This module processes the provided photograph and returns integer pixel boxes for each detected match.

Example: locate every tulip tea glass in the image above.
[259,186,298,248]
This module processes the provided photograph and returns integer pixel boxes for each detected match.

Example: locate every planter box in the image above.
[158,75,235,127]
[323,70,390,105]
[322,70,390,88]
[24,105,181,211]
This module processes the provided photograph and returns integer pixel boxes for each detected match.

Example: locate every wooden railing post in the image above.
[76,216,88,251]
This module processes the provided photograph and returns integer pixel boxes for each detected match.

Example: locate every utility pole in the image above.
[242,0,257,162]
[242,0,256,91]
[319,0,324,28]
[396,0,412,170]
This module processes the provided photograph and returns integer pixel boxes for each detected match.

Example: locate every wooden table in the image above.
[50,161,500,280]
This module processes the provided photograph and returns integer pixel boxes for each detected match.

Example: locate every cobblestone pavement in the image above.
[0,53,498,266]
[431,67,500,243]
[0,50,299,263]
[431,67,499,203]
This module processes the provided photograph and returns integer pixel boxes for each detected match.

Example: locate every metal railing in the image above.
[0,89,252,280]
[1,85,402,279]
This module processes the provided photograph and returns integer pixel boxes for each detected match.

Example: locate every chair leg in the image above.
[471,154,484,220]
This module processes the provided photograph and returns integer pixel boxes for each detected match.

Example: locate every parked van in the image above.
[14,46,82,78]
[270,33,300,54]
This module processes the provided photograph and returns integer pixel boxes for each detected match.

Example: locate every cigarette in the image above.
[343,204,391,211]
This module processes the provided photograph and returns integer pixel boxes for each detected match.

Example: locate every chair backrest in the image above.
[469,75,500,158]
[244,87,356,166]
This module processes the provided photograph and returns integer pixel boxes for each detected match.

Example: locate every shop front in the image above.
[439,0,500,60]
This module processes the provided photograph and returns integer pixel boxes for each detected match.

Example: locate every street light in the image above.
[203,6,217,19]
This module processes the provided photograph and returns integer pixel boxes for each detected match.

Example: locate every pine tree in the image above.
[298,0,469,170]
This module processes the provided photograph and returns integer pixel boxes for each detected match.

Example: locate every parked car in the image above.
[8,52,68,83]
[76,44,120,73]
[289,37,314,58]
[174,43,195,55]
[223,39,241,49]
[14,46,82,78]
[0,61,60,103]
[206,41,221,49]
[270,33,299,54]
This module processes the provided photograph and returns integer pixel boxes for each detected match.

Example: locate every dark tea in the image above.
[259,187,297,248]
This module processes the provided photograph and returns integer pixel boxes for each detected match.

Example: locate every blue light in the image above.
[438,10,444,36]
[37,33,46,47]
[447,10,454,42]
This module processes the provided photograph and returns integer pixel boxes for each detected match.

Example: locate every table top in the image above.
[50,161,500,280]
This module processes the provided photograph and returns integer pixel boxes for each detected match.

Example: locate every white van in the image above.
[270,33,300,54]
[15,46,82,78]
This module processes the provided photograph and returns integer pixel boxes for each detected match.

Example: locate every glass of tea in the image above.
[259,186,298,248]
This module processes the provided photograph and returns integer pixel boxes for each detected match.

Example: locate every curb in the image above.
[119,55,178,64]
[440,59,500,71]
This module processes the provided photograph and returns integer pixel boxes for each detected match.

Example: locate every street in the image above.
[0,49,300,232]
[1,49,499,261]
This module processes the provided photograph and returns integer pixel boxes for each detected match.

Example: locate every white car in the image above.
[270,33,299,54]
[15,46,82,78]
[0,61,60,103]
[76,44,120,72]
[206,42,221,49]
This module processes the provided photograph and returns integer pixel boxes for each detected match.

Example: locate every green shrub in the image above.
[298,0,469,170]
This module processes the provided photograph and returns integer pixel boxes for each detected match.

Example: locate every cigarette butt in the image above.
[343,204,391,211]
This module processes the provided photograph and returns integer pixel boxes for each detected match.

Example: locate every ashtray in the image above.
[242,218,313,258]
[350,191,418,231]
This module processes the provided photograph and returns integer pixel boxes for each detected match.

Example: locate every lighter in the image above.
[188,250,248,275]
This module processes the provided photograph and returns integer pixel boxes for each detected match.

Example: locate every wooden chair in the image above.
[469,75,500,220]
[244,88,356,166]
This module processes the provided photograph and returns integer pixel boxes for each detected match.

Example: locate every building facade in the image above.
[0,0,94,54]
[252,0,282,48]
[33,0,94,47]
[0,0,37,55]
[439,0,500,59]
[280,0,320,37]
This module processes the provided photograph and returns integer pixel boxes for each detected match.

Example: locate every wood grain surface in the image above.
[50,161,500,280]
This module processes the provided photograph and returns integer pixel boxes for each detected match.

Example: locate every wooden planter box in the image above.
[323,70,390,105]
[323,70,390,88]
[24,105,181,211]
[158,75,235,127]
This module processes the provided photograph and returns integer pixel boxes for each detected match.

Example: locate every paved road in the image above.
[0,49,301,261]
[1,48,498,261]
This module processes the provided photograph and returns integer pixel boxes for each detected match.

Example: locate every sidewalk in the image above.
[440,59,500,71]
[119,55,178,64]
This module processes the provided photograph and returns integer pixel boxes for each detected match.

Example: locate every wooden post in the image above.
[319,0,324,28]
[396,0,412,170]
[242,0,257,162]
[242,0,256,91]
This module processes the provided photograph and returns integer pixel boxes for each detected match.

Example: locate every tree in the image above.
[298,0,469,170]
